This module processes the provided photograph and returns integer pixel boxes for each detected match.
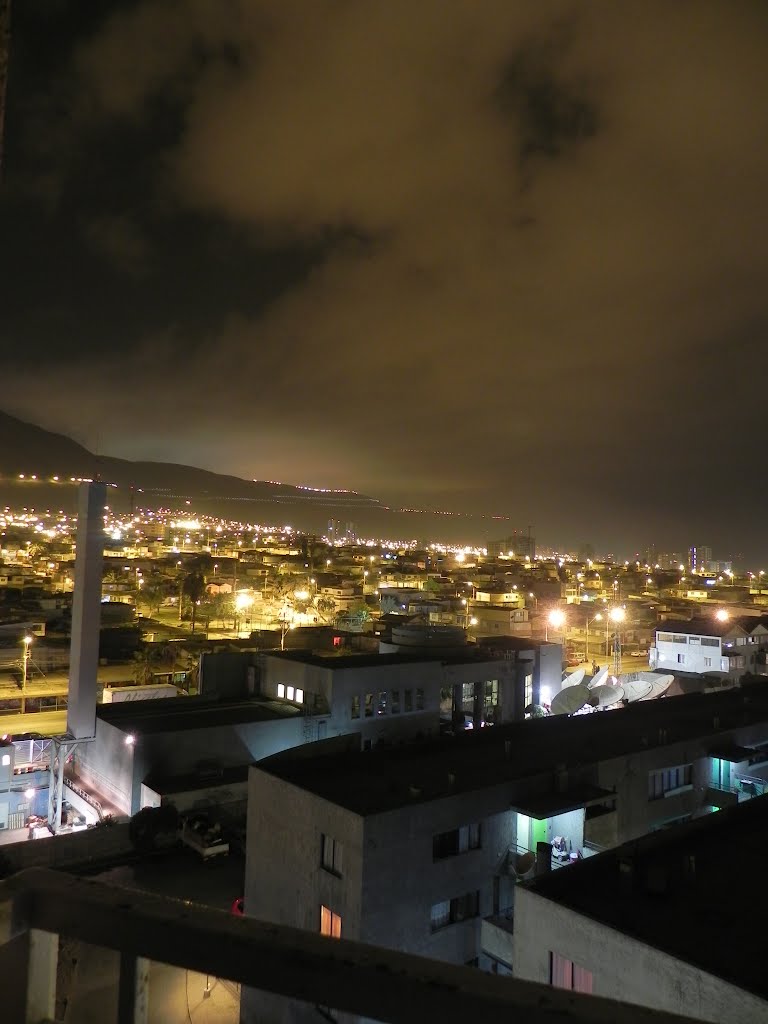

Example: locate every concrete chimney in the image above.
[66,482,106,740]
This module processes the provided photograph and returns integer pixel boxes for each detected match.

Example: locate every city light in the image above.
[609,607,626,623]
[715,609,729,621]
[548,609,566,628]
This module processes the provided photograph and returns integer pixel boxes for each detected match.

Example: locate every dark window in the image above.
[433,823,481,860]
[430,891,480,931]
[364,693,373,717]
[321,834,343,877]
[391,689,400,714]
[648,764,693,800]
[351,695,360,720]
[404,689,413,712]
[416,688,424,710]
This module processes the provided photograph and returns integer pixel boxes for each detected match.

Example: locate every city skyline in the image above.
[2,2,768,557]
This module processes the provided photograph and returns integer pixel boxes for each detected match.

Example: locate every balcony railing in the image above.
[0,867,707,1024]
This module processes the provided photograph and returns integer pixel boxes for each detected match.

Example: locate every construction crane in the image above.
[0,0,10,178]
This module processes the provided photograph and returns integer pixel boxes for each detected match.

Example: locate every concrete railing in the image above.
[0,867,709,1024]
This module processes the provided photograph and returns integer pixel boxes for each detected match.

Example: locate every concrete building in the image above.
[259,648,524,738]
[513,795,768,1023]
[650,616,758,678]
[72,647,526,815]
[243,684,768,1017]
[74,695,306,816]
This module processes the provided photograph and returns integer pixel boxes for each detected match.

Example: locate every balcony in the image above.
[0,867,706,1024]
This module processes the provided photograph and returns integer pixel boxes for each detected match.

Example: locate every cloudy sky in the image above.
[2,1,767,556]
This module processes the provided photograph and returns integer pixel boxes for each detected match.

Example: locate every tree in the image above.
[136,579,167,619]
[315,596,337,623]
[181,570,206,634]
[133,641,177,686]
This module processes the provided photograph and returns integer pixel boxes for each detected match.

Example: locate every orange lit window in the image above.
[320,905,342,939]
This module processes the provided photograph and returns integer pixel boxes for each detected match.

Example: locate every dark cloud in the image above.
[2,1,768,557]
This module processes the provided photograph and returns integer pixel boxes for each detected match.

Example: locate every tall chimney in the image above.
[66,482,106,740]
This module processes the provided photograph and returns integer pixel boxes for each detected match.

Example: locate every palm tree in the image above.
[181,570,206,634]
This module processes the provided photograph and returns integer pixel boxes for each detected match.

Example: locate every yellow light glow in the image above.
[548,609,566,628]
[715,609,729,621]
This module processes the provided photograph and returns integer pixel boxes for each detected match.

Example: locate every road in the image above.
[0,709,66,737]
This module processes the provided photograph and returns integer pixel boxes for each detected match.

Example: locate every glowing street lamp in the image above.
[585,612,603,662]
[21,635,32,715]
[715,609,729,622]
[546,608,566,642]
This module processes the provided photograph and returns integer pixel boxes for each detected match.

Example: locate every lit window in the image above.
[287,686,295,701]
[1,754,9,766]
[295,688,304,704]
[320,905,342,938]
[277,684,285,698]
[550,952,593,993]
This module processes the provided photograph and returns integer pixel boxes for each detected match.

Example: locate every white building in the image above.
[650,616,756,677]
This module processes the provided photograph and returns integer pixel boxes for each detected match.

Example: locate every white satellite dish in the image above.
[551,683,590,716]
[592,684,625,708]
[588,666,610,689]
[562,667,585,688]
[622,679,653,703]
[638,675,674,701]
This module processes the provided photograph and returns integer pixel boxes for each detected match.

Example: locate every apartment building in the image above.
[514,795,768,1024]
[243,684,768,1021]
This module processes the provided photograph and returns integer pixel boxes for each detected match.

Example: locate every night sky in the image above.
[2,2,768,557]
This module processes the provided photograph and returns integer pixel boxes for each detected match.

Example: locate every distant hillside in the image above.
[0,411,500,544]
[0,410,381,516]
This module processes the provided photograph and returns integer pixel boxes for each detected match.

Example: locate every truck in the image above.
[102,683,179,703]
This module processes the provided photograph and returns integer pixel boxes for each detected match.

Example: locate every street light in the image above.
[715,609,729,622]
[21,635,32,715]
[546,608,566,642]
[608,607,626,675]
[585,613,603,663]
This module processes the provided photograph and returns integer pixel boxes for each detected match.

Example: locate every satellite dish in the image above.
[588,666,610,689]
[562,667,585,688]
[592,684,625,708]
[622,679,653,702]
[638,675,674,701]
[515,851,536,877]
[551,683,590,716]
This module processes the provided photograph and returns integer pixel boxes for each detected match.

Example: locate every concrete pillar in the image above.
[26,928,58,1023]
[67,482,106,740]
[54,743,65,832]
[118,953,150,1024]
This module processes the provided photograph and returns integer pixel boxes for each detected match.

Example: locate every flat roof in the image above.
[261,648,511,670]
[523,794,768,1002]
[143,764,249,795]
[97,695,302,735]
[256,683,768,816]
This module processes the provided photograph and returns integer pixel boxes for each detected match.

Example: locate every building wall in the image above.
[653,634,725,674]
[243,769,364,1024]
[513,888,768,1024]
[76,718,136,815]
[77,715,306,815]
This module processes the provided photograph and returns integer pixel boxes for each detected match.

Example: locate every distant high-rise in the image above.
[688,545,713,572]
